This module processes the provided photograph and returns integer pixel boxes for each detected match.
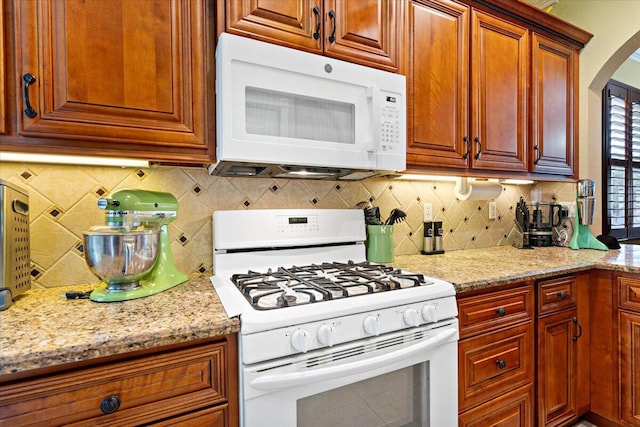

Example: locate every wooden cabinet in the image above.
[459,385,534,427]
[0,336,239,427]
[4,0,213,163]
[406,0,528,173]
[0,0,6,135]
[536,274,589,427]
[530,34,578,176]
[618,275,640,426]
[406,0,592,179]
[222,0,401,72]
[457,283,535,426]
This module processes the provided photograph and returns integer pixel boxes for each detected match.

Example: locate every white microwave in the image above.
[208,33,406,180]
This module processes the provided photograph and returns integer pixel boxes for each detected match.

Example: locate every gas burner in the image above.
[231,260,431,310]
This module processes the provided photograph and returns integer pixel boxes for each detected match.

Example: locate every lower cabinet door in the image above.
[537,309,578,427]
[459,385,533,427]
[620,310,640,426]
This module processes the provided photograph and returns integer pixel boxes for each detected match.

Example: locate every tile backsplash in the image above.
[0,161,574,288]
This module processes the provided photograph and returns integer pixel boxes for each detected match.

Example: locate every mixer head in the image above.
[97,189,179,229]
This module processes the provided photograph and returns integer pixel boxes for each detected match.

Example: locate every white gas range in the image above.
[211,209,459,427]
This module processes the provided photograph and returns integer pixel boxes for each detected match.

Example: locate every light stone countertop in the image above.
[3,244,640,380]
[0,276,239,378]
[392,244,639,293]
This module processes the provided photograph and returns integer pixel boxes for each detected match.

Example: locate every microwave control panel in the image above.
[380,97,401,152]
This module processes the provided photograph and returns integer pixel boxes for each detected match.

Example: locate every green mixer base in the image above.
[89,277,187,302]
[568,224,608,251]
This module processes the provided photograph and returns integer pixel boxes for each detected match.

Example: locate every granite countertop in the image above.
[3,244,640,380]
[0,276,239,378]
[392,244,640,293]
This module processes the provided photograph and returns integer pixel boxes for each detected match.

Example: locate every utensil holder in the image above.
[366,225,394,263]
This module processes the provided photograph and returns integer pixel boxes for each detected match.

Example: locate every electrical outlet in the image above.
[558,201,576,218]
[488,202,497,220]
[423,203,433,222]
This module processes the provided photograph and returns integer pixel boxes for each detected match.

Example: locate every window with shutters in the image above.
[603,80,640,240]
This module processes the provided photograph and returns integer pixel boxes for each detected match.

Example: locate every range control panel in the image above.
[277,215,320,234]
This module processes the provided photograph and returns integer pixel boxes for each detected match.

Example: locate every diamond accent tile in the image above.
[47,205,65,220]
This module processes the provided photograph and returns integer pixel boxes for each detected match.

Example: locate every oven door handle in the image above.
[250,327,457,390]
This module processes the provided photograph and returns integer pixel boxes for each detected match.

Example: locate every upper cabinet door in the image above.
[531,33,577,176]
[406,0,470,169]
[324,0,400,71]
[225,0,323,53]
[1,0,6,135]
[15,0,211,161]
[224,0,399,72]
[470,10,528,172]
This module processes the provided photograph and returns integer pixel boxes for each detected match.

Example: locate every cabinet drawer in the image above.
[618,275,640,312]
[459,384,533,427]
[0,342,229,427]
[458,284,533,339]
[538,275,576,314]
[459,322,534,411]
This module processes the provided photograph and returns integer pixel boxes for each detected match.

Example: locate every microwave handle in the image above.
[366,85,380,153]
[249,326,457,390]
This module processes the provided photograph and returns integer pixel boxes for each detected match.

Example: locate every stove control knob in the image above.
[317,324,335,347]
[363,315,381,336]
[422,304,438,323]
[291,329,310,353]
[403,308,420,327]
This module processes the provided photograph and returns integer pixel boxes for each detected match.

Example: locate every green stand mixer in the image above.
[568,179,608,251]
[83,189,188,302]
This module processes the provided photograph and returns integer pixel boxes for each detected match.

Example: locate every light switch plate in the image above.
[423,203,433,222]
[489,202,497,219]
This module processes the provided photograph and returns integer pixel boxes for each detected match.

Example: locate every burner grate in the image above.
[231,261,431,310]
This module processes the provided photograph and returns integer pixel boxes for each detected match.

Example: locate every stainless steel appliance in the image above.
[514,197,565,247]
[528,201,563,246]
[208,33,406,180]
[0,179,30,310]
[569,179,608,250]
[83,189,188,302]
[212,209,458,426]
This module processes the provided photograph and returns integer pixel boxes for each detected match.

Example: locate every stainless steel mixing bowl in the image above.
[83,227,160,290]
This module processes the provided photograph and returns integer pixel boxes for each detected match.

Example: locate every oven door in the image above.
[241,321,458,427]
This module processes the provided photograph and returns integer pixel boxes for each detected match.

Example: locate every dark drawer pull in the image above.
[328,10,336,43]
[312,6,321,40]
[474,137,482,160]
[100,395,121,414]
[23,73,38,118]
[572,316,582,342]
[495,359,506,370]
[462,136,470,160]
[556,290,567,299]
[496,307,506,317]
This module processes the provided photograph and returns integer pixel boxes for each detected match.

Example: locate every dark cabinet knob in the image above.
[496,307,506,317]
[556,290,567,300]
[100,395,121,414]
[496,359,506,369]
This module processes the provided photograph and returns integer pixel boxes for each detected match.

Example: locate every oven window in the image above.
[245,86,356,145]
[297,362,430,427]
